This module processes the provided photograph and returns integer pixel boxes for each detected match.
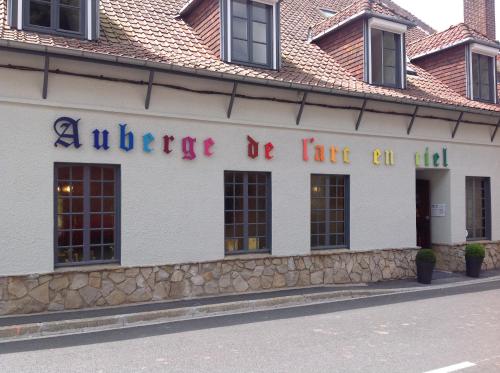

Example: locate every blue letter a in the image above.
[119,124,134,152]
[54,117,82,148]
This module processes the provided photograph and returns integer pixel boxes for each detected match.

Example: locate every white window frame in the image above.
[467,43,498,103]
[8,0,95,40]
[367,17,407,88]
[225,0,279,70]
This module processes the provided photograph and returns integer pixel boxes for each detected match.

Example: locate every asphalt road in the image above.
[1,281,500,373]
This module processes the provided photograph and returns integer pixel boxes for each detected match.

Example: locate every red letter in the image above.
[247,136,259,159]
[204,137,215,157]
[182,137,197,160]
[163,135,174,154]
[302,138,314,161]
[265,142,274,160]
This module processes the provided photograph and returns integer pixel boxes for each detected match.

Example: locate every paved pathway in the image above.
[1,278,499,372]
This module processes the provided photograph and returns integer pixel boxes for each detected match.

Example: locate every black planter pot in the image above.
[416,261,435,284]
[466,256,484,278]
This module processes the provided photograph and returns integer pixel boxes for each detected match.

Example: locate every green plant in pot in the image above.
[416,249,436,284]
[465,243,486,278]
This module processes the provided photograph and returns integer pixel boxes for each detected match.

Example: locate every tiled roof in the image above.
[310,0,410,41]
[408,23,499,59]
[0,0,499,114]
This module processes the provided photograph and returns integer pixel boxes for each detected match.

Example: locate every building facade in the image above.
[1,0,500,315]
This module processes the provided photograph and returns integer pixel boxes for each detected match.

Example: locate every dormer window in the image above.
[24,0,83,36]
[367,18,407,89]
[468,44,498,103]
[223,0,280,69]
[472,53,494,101]
[7,0,99,40]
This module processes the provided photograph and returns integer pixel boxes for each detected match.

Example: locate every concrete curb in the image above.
[1,275,499,343]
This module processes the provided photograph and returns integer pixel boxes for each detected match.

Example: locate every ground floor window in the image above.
[311,174,349,249]
[54,163,120,266]
[224,171,271,254]
[466,176,491,241]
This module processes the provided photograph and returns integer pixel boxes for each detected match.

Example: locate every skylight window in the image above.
[319,8,336,18]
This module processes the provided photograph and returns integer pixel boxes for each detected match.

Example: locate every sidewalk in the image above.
[1,269,499,342]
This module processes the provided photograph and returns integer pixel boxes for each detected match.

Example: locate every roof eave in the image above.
[311,11,415,43]
[0,39,499,118]
[410,38,500,61]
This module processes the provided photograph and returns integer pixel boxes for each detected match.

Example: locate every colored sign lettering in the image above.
[54,117,82,148]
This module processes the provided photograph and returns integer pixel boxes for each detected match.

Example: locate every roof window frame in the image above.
[222,0,280,70]
[467,43,498,104]
[7,0,99,40]
[366,17,407,89]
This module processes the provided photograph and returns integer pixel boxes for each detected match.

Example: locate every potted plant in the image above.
[465,243,486,278]
[416,249,436,284]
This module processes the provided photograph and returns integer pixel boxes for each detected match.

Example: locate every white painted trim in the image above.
[17,0,23,30]
[272,2,277,69]
[466,46,472,99]
[253,0,278,5]
[400,36,405,86]
[87,0,92,40]
[471,43,499,57]
[368,17,407,34]
[367,25,372,84]
[226,0,232,63]
[7,0,12,26]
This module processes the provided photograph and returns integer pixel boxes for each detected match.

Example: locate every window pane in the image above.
[371,29,382,84]
[103,245,115,260]
[383,66,396,86]
[252,43,267,65]
[29,1,51,27]
[252,22,267,44]
[58,166,70,179]
[252,3,268,23]
[233,0,247,18]
[59,5,80,32]
[61,0,80,6]
[233,39,249,62]
[383,31,396,50]
[383,48,396,67]
[233,17,248,40]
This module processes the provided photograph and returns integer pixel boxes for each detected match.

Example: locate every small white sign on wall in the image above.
[431,204,446,217]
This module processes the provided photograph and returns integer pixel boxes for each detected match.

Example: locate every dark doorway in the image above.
[416,179,431,248]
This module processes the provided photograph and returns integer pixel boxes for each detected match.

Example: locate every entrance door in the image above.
[416,179,431,248]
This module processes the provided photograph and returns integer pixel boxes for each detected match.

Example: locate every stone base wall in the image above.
[0,248,417,316]
[433,241,500,272]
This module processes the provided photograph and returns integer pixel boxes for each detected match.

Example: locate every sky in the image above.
[392,0,500,38]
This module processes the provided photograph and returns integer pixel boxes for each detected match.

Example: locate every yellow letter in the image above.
[343,147,351,164]
[385,150,394,165]
[373,149,381,165]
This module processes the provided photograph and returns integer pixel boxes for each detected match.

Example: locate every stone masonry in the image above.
[433,241,500,272]
[0,249,418,316]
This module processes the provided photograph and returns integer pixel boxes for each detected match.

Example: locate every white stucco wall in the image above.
[1,52,500,276]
